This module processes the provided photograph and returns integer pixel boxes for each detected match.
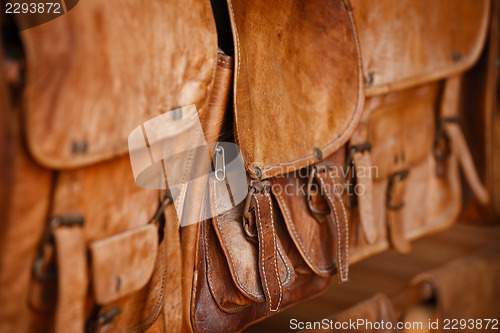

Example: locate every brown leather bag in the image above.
[0,0,223,332]
[187,0,365,331]
[344,0,491,260]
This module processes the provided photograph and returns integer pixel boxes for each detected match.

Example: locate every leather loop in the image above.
[349,110,378,244]
[439,76,489,206]
[250,190,283,313]
[313,169,349,283]
[53,225,88,333]
[386,171,412,255]
[445,123,489,206]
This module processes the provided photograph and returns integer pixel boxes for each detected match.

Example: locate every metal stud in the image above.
[255,166,263,179]
[313,147,323,160]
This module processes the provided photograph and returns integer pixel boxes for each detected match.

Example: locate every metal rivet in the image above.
[255,166,263,179]
[115,277,121,291]
[313,147,323,160]
[71,141,87,154]
[365,72,374,86]
[452,52,462,62]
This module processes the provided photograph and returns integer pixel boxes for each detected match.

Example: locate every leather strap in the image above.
[386,171,412,255]
[439,76,489,205]
[53,226,88,333]
[314,169,349,283]
[250,190,282,313]
[163,204,183,331]
[349,112,377,244]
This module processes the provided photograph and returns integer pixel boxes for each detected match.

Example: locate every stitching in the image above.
[204,220,250,313]
[316,174,348,281]
[254,195,272,313]
[217,59,231,66]
[277,241,293,287]
[276,192,334,275]
[265,192,283,311]
[333,177,349,281]
[212,180,262,299]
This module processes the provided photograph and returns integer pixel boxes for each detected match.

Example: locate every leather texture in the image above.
[272,149,345,277]
[306,294,398,333]
[89,225,158,305]
[352,0,490,95]
[228,0,365,179]
[19,0,218,168]
[53,226,87,333]
[410,243,500,332]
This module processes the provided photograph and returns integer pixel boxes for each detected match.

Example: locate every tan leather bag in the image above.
[344,0,491,260]
[0,0,222,332]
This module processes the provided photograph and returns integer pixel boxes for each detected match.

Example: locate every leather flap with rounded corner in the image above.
[208,177,295,303]
[352,0,490,95]
[228,0,364,179]
[19,0,217,169]
[271,148,346,277]
[89,224,158,305]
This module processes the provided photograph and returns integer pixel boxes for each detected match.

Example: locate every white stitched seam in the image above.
[255,196,272,313]
[277,193,334,275]
[266,192,283,311]
[317,174,348,281]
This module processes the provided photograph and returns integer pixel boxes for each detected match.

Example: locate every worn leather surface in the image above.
[348,84,462,263]
[228,0,364,179]
[192,218,332,333]
[95,221,166,333]
[209,178,294,304]
[352,0,490,95]
[313,163,350,283]
[89,225,158,305]
[19,0,217,168]
[272,149,345,277]
[53,226,87,333]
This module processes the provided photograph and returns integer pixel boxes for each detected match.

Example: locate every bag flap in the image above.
[19,0,217,169]
[352,0,490,95]
[271,148,345,277]
[89,225,158,305]
[208,177,294,302]
[228,0,364,179]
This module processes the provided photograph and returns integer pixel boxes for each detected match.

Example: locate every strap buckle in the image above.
[386,169,409,210]
[307,161,335,216]
[343,143,371,208]
[33,215,84,281]
[243,180,271,242]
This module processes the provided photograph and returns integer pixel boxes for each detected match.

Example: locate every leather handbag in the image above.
[0,0,225,332]
[187,0,365,331]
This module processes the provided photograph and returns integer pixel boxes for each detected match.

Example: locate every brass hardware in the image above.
[33,215,85,281]
[243,180,271,242]
[307,161,334,216]
[386,169,409,210]
[313,147,323,160]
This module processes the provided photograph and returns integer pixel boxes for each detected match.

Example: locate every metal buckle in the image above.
[307,161,334,216]
[386,169,409,210]
[242,180,271,242]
